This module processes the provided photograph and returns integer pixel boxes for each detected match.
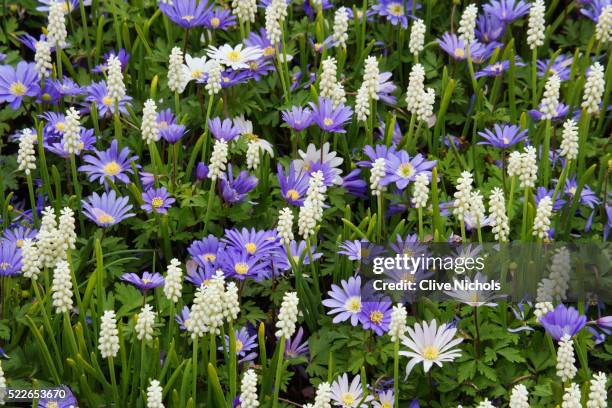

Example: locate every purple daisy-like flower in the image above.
[159,0,213,28]
[219,165,259,204]
[438,33,500,63]
[121,271,165,291]
[539,304,587,341]
[0,241,22,277]
[536,54,573,81]
[37,79,61,105]
[483,0,531,23]
[475,59,525,78]
[478,123,528,148]
[140,171,156,190]
[82,190,135,227]
[85,81,132,117]
[475,13,506,43]
[161,124,188,144]
[357,144,397,168]
[277,162,309,206]
[322,276,363,326]
[285,240,322,265]
[1,226,37,248]
[141,187,175,214]
[185,259,217,286]
[209,117,242,141]
[309,97,353,133]
[0,61,40,109]
[282,106,314,131]
[372,0,418,28]
[204,7,237,30]
[564,177,600,208]
[46,128,96,158]
[245,28,278,59]
[196,162,209,180]
[223,227,280,258]
[188,234,223,268]
[580,0,611,22]
[529,102,569,122]
[342,169,368,199]
[285,326,309,358]
[535,187,566,211]
[303,0,333,19]
[377,72,398,105]
[50,78,84,97]
[308,35,336,54]
[338,239,385,264]
[380,150,436,190]
[37,385,78,408]
[218,247,266,280]
[222,326,258,363]
[93,49,130,73]
[359,299,392,336]
[79,139,138,185]
[175,306,191,330]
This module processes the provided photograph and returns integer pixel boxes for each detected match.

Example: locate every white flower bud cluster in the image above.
[275,291,299,338]
[556,334,577,382]
[188,271,238,338]
[17,128,37,175]
[586,372,608,408]
[208,139,229,181]
[206,60,222,96]
[51,260,73,314]
[388,304,408,342]
[246,140,261,170]
[469,190,486,228]
[412,173,430,209]
[332,7,349,48]
[527,0,546,49]
[517,146,538,189]
[507,150,522,177]
[277,207,294,245]
[406,63,435,122]
[232,0,257,23]
[62,107,82,155]
[540,74,561,120]
[265,0,287,45]
[331,82,346,108]
[168,47,188,94]
[47,1,67,47]
[35,40,52,78]
[224,281,240,321]
[561,383,581,408]
[370,158,387,196]
[581,62,605,115]
[21,239,41,280]
[58,207,77,252]
[458,4,478,44]
[107,55,126,102]
[163,258,183,303]
[312,382,332,408]
[355,84,370,123]
[559,118,578,160]
[453,171,473,219]
[488,187,509,242]
[363,56,380,100]
[298,171,327,238]
[595,6,612,44]
[476,399,495,408]
[240,369,260,408]
[141,99,160,144]
[146,379,164,408]
[135,304,156,342]
[509,384,529,408]
[319,57,339,100]
[533,196,553,240]
[98,310,120,358]
[38,206,63,268]
[0,360,6,405]
[409,19,426,56]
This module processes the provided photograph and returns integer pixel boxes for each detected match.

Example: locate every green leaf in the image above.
[497,348,526,363]
[457,360,476,383]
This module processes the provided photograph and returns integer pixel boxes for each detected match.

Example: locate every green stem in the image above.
[109,356,120,406]
[531,48,538,109]
[541,120,552,186]
[521,187,531,241]
[192,338,198,406]
[26,174,39,226]
[393,338,399,408]
[272,337,286,408]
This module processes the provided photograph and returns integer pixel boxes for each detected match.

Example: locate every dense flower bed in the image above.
[0,0,611,407]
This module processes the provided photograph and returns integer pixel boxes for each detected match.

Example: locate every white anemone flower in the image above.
[399,319,463,377]
[182,54,216,83]
[207,44,263,70]
[330,373,373,407]
[294,142,344,184]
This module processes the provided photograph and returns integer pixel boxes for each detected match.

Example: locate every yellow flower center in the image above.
[211,17,220,27]
[492,63,504,73]
[192,69,203,79]
[16,239,24,248]
[422,345,439,360]
[286,189,300,201]
[503,137,509,145]
[360,247,370,259]
[454,48,465,58]
[60,1,70,12]
[48,403,60,408]
[42,93,52,101]
[236,340,244,352]
[245,242,257,254]
[103,95,113,106]
[397,162,415,178]
[469,293,481,303]
[158,120,169,129]
[341,393,356,405]
[263,46,275,56]
[103,161,121,176]
[56,122,66,132]
[151,197,164,208]
[249,61,259,70]
[370,310,383,324]
[235,262,249,275]
[223,77,230,83]
[345,296,361,312]
[314,43,323,52]
[10,81,26,96]
[96,213,115,224]
[0,262,9,271]
[569,187,576,195]
[203,253,216,262]
[182,15,195,22]
[143,278,152,284]
[381,402,392,408]
[323,117,334,126]
[388,3,404,16]
[227,50,241,62]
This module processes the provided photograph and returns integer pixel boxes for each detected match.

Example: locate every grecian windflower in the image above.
[159,0,212,28]
[0,241,22,277]
[182,54,215,83]
[359,299,392,336]
[204,7,237,30]
[475,13,505,43]
[141,187,175,214]
[380,150,436,190]
[322,276,362,326]
[121,271,165,291]
[79,139,137,185]
[85,81,132,117]
[437,33,499,63]
[82,190,135,227]
[218,247,266,280]
[309,97,353,133]
[207,44,263,70]
[224,326,258,363]
[219,165,258,204]
[294,142,344,184]
[482,0,530,23]
[372,0,418,28]
[282,106,314,131]
[209,117,242,141]
[330,373,372,408]
[0,62,40,109]
[399,319,463,376]
[478,123,528,148]
[475,59,526,78]
[539,304,586,341]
